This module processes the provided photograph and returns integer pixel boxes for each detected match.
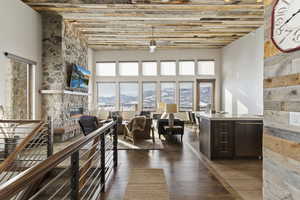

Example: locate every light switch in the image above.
[289,112,300,126]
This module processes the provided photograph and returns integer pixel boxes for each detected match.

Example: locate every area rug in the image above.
[118,131,164,150]
[124,168,169,200]
[54,132,164,152]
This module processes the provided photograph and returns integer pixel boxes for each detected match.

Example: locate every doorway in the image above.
[196,79,215,112]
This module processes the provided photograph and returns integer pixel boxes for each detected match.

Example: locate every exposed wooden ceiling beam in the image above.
[22,0,264,50]
[24,4,264,12]
[79,27,257,33]
[23,0,263,5]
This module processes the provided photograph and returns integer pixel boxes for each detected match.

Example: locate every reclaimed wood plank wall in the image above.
[264,0,300,199]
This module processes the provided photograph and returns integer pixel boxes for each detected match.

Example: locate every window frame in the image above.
[196,79,216,111]
[119,82,139,111]
[179,81,194,111]
[142,82,157,111]
[197,60,216,76]
[160,81,176,104]
[160,60,177,76]
[179,60,195,76]
[97,82,117,111]
[96,62,116,77]
[119,61,139,76]
[142,61,157,76]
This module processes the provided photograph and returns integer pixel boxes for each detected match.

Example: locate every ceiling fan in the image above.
[149,26,157,53]
[148,26,173,53]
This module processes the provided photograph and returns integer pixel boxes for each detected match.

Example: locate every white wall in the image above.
[0,0,42,119]
[93,48,222,111]
[221,27,264,115]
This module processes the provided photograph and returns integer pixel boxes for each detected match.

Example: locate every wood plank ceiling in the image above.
[23,0,264,50]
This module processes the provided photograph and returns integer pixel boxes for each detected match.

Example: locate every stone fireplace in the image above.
[70,106,84,118]
[40,13,89,141]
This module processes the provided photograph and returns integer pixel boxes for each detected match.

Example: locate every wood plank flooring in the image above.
[185,126,263,200]
[202,159,262,200]
[100,125,237,200]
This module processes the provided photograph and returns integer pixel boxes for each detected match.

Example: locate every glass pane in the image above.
[143,83,156,111]
[199,82,213,111]
[142,62,157,76]
[161,61,176,76]
[120,83,139,111]
[119,62,139,76]
[161,82,176,104]
[198,61,215,75]
[96,62,116,76]
[97,83,116,111]
[179,61,195,75]
[179,82,193,111]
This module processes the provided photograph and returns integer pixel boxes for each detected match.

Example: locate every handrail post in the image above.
[113,121,118,168]
[47,116,54,158]
[100,133,105,192]
[70,151,80,200]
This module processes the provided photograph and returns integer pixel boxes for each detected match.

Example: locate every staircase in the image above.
[0,120,119,200]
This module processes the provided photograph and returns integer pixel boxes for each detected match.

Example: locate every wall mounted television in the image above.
[70,65,91,89]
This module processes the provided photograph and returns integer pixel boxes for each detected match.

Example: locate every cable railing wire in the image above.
[0,119,119,200]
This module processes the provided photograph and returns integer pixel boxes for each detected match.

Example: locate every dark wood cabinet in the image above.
[213,121,234,158]
[234,121,263,158]
[199,118,263,160]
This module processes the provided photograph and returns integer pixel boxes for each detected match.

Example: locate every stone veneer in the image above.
[263,0,300,199]
[41,14,88,130]
[6,60,29,119]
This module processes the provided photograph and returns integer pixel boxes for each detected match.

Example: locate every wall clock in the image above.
[271,0,300,52]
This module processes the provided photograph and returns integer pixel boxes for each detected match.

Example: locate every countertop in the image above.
[197,112,264,121]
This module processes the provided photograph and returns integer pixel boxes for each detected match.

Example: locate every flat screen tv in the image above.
[70,65,91,89]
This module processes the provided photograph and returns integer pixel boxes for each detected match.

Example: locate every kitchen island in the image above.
[197,113,263,160]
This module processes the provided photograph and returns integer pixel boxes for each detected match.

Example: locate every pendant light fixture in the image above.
[149,26,157,53]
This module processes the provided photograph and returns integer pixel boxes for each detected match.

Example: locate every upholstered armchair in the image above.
[123,116,154,144]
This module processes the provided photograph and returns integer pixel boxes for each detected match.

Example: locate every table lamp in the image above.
[165,104,177,127]
[157,102,165,113]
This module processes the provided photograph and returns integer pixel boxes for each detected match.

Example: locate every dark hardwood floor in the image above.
[101,126,237,200]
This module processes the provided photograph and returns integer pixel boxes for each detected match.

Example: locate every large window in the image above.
[119,62,139,76]
[97,83,116,110]
[143,83,156,111]
[95,59,218,112]
[120,83,139,111]
[160,61,176,76]
[96,62,116,76]
[142,61,157,76]
[161,82,176,104]
[179,82,193,111]
[179,61,195,75]
[198,61,215,75]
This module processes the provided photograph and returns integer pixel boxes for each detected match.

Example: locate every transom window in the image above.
[179,61,195,75]
[119,62,139,76]
[160,61,176,76]
[198,61,215,75]
[142,61,157,76]
[96,62,116,76]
